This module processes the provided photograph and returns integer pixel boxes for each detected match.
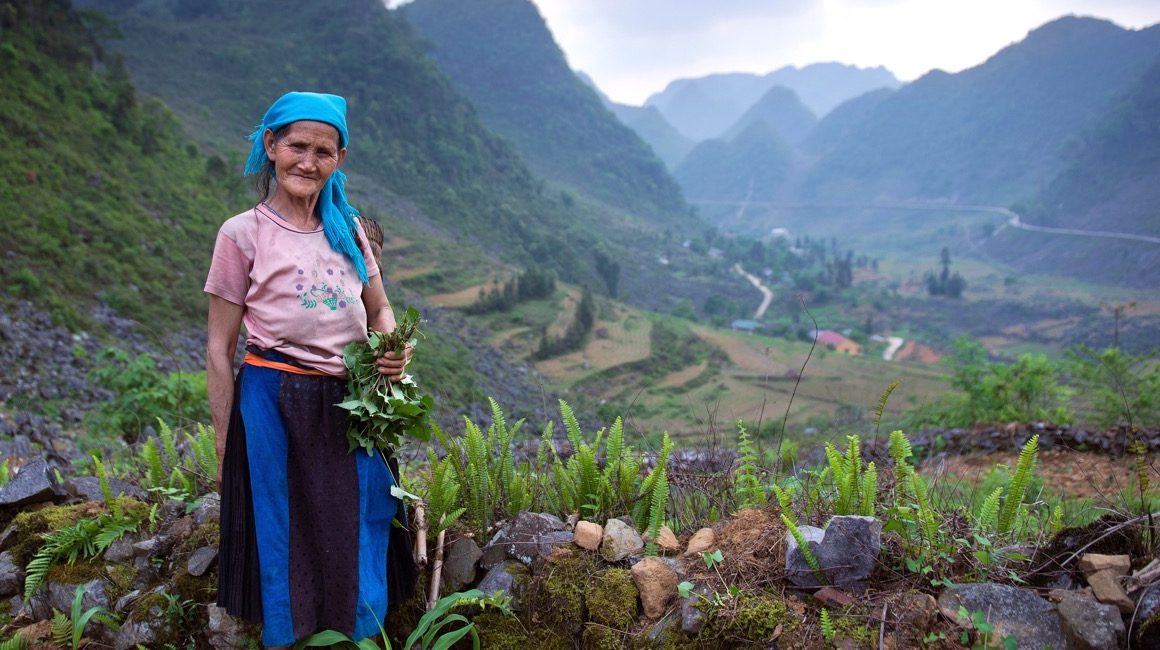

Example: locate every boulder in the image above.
[479,529,509,570]
[442,536,483,592]
[684,528,715,556]
[631,557,677,619]
[680,583,713,634]
[573,520,602,551]
[1057,596,1125,650]
[937,583,1066,650]
[477,560,528,611]
[0,458,56,508]
[601,519,643,562]
[504,512,566,566]
[786,515,881,590]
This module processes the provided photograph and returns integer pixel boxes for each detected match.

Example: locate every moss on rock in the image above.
[588,568,638,630]
[581,624,627,649]
[698,592,789,646]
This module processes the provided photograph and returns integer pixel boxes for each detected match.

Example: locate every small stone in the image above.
[186,546,218,577]
[684,527,715,556]
[1046,588,1092,603]
[814,587,855,608]
[505,512,566,566]
[681,583,712,634]
[937,583,1066,650]
[573,521,603,551]
[1078,553,1131,579]
[656,526,680,555]
[191,493,221,526]
[893,591,938,631]
[631,556,678,619]
[207,605,245,650]
[536,531,574,557]
[601,519,643,562]
[1086,569,1133,615]
[478,560,528,611]
[0,551,22,599]
[480,529,508,569]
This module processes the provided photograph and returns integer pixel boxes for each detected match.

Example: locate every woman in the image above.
[205,91,411,648]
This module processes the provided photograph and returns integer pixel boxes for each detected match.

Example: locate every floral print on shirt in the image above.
[295,267,357,310]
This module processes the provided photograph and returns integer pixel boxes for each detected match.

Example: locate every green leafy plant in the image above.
[339,307,434,454]
[733,421,765,509]
[781,512,824,584]
[820,608,835,644]
[0,636,27,650]
[25,508,145,598]
[824,435,875,516]
[85,349,209,443]
[51,585,119,650]
[995,435,1039,536]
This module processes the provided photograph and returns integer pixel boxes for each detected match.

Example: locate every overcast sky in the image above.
[527,0,1160,105]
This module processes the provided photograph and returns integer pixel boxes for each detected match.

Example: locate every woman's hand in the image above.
[375,344,412,381]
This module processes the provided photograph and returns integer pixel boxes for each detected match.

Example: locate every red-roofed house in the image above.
[816,330,862,356]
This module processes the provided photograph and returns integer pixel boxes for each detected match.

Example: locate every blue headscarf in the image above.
[244,91,368,283]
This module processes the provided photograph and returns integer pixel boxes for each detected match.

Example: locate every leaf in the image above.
[677,581,694,598]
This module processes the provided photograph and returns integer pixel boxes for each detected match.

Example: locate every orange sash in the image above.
[243,352,333,377]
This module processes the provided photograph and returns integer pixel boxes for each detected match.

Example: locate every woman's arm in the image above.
[362,274,411,380]
[207,295,244,482]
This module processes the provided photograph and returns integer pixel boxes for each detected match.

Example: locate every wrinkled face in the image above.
[263,120,346,202]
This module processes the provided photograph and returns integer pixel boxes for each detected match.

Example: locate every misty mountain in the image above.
[578,71,695,169]
[801,16,1160,204]
[982,53,1160,288]
[674,122,796,203]
[721,86,817,146]
[646,63,899,142]
[402,0,690,221]
[800,87,895,159]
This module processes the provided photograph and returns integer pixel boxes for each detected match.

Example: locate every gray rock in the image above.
[681,583,713,634]
[114,616,168,650]
[536,531,574,557]
[477,560,528,611]
[505,512,566,566]
[1131,584,1160,649]
[48,578,110,613]
[0,551,22,598]
[114,589,142,614]
[442,537,483,592]
[207,604,246,650]
[785,516,880,590]
[480,529,509,570]
[601,519,644,562]
[0,458,56,508]
[104,536,136,563]
[192,493,222,526]
[0,522,20,552]
[187,546,219,577]
[937,583,1066,650]
[63,476,148,503]
[1057,596,1125,650]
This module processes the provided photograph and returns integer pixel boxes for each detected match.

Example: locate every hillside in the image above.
[579,74,695,170]
[78,0,614,288]
[402,0,691,223]
[646,63,899,142]
[674,123,797,204]
[721,86,817,146]
[800,16,1160,204]
[982,54,1160,288]
[0,0,246,333]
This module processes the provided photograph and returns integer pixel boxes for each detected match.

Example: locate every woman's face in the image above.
[263,120,346,203]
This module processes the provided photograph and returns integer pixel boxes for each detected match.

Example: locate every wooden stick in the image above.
[414,500,428,568]
[427,529,446,612]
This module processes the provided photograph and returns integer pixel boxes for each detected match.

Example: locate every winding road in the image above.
[734,264,773,320]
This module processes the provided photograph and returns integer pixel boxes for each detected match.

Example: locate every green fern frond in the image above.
[910,474,939,549]
[781,513,822,577]
[0,635,28,650]
[644,467,669,556]
[997,434,1038,536]
[820,608,835,644]
[559,399,583,450]
[888,429,913,468]
[859,462,877,517]
[187,423,219,487]
[873,381,901,430]
[977,487,1003,533]
[51,611,70,648]
[141,438,165,489]
[1050,504,1064,534]
[91,453,120,518]
[734,421,765,508]
[771,483,795,512]
[157,418,180,475]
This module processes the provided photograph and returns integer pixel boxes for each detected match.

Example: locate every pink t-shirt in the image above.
[204,204,381,376]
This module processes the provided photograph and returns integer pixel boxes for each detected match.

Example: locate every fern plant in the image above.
[781,512,824,584]
[643,465,669,556]
[52,585,119,650]
[0,636,27,650]
[825,435,872,515]
[820,608,836,644]
[424,448,467,534]
[25,510,144,598]
[733,421,765,509]
[996,434,1039,536]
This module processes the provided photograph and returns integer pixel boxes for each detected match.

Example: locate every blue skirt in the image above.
[217,359,407,647]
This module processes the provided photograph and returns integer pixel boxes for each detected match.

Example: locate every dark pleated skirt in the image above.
[217,361,417,647]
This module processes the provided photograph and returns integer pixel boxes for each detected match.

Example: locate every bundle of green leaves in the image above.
[339,307,434,454]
